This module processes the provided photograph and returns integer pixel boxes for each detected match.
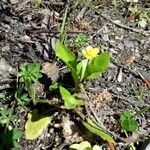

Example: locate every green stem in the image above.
[60,5,68,42]
[133,106,150,117]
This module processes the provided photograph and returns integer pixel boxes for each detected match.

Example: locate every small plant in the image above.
[74,34,88,47]
[0,107,23,149]
[120,111,138,132]
[17,94,30,106]
[56,40,110,92]
[55,40,114,143]
[0,128,23,149]
[0,107,17,125]
[70,141,102,150]
[34,0,41,8]
[0,93,5,100]
[128,6,150,27]
[17,62,42,105]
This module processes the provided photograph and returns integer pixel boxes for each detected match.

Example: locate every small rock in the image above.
[116,87,122,92]
[2,45,10,52]
[102,34,109,41]
[123,38,134,49]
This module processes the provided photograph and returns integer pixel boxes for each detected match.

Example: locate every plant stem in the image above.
[60,5,68,42]
[133,106,150,117]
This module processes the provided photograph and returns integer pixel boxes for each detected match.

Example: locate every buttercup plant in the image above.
[50,40,115,144]
[56,40,110,92]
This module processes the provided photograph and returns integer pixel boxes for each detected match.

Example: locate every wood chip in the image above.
[117,68,123,82]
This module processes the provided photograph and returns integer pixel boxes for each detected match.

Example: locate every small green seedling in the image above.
[34,0,41,8]
[0,128,23,149]
[0,107,17,125]
[120,111,138,132]
[74,34,88,47]
[0,93,5,100]
[0,107,22,149]
[17,94,30,106]
[56,40,110,91]
[17,62,42,105]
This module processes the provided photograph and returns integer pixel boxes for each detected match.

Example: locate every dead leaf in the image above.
[123,54,135,67]
[88,89,112,108]
[41,62,59,82]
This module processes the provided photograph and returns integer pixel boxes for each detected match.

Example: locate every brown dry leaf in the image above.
[41,62,59,82]
[123,54,135,67]
[73,19,92,32]
[88,89,112,108]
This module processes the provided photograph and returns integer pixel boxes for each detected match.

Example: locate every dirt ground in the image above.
[0,0,150,150]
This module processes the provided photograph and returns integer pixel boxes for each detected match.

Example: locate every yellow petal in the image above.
[82,46,100,59]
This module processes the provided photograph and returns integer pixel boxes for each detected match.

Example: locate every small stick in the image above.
[92,6,150,36]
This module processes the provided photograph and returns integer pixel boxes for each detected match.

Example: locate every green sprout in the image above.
[74,34,88,47]
[34,0,41,8]
[17,62,42,105]
[120,111,138,132]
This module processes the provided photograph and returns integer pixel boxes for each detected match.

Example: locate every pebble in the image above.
[123,38,134,49]
[116,87,122,92]
[2,45,10,52]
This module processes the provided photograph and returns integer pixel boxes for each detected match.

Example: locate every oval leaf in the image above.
[25,110,52,140]
[82,118,115,143]
[59,86,84,109]
[86,52,110,80]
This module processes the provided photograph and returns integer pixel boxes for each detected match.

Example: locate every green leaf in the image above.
[74,34,88,47]
[56,40,77,70]
[93,145,102,150]
[0,93,5,100]
[19,62,42,83]
[56,40,79,84]
[49,82,59,91]
[70,141,92,150]
[25,110,52,140]
[82,118,115,143]
[59,86,84,109]
[86,52,110,80]
[120,111,138,132]
[34,0,41,8]
[12,128,23,139]
[3,128,23,149]
[77,59,88,81]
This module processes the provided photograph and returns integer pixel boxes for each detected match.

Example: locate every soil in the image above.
[0,0,150,150]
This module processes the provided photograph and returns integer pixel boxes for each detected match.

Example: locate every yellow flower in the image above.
[82,46,99,60]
